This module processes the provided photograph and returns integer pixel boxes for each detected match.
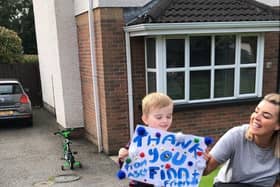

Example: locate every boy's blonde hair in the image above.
[246,93,280,158]
[142,92,173,116]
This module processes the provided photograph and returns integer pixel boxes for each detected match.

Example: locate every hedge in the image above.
[0,26,23,63]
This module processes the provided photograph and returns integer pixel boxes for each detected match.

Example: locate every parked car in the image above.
[0,79,33,126]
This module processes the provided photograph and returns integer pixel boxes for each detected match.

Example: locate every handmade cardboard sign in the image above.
[117,124,213,187]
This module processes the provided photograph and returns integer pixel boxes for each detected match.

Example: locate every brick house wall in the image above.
[76,7,279,154]
[76,13,99,145]
[76,8,130,154]
[263,32,279,93]
[172,104,256,141]
[95,8,130,153]
[130,37,147,124]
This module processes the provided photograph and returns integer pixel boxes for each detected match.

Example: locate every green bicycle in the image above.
[54,128,82,170]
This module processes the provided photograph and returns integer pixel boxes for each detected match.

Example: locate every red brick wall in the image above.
[263,32,279,93]
[172,104,255,141]
[94,8,130,154]
[76,13,99,145]
[76,9,130,154]
[130,37,146,125]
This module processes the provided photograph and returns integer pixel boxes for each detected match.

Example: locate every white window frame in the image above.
[145,33,264,104]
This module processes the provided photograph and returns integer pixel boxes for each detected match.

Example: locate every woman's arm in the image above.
[273,175,280,187]
[203,153,220,175]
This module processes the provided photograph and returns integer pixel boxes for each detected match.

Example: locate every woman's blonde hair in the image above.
[142,92,173,116]
[246,93,280,158]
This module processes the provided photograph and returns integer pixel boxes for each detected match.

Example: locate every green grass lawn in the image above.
[199,168,220,187]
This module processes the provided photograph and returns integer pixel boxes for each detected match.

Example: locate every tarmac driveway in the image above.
[0,108,128,187]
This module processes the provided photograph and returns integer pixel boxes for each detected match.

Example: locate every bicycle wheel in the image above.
[69,155,75,169]
[70,161,74,169]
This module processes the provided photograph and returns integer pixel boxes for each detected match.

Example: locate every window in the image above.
[146,38,157,93]
[0,84,22,95]
[145,34,263,104]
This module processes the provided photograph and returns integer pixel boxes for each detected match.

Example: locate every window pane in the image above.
[190,36,211,67]
[147,72,156,93]
[241,36,257,64]
[167,72,185,100]
[214,69,234,97]
[146,38,156,68]
[240,68,256,94]
[190,71,210,99]
[0,84,22,94]
[166,39,185,68]
[215,35,235,65]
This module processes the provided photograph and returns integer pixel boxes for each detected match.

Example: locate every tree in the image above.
[0,26,23,63]
[0,0,37,54]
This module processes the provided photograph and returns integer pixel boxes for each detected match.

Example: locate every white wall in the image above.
[33,0,84,128]
[73,0,278,15]
[256,0,280,6]
[34,0,153,128]
[74,0,152,16]
[54,0,84,128]
[32,0,58,111]
[97,0,152,7]
[74,0,88,16]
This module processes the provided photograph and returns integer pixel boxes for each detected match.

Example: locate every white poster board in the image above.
[118,124,212,187]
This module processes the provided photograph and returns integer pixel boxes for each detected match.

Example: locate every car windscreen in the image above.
[0,83,22,95]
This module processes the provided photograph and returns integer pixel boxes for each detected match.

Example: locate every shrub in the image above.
[23,54,38,63]
[0,26,23,63]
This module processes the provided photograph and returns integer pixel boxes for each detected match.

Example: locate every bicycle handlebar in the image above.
[54,128,75,138]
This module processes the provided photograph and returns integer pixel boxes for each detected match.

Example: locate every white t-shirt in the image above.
[210,124,280,187]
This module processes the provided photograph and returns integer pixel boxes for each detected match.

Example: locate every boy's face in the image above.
[142,104,173,131]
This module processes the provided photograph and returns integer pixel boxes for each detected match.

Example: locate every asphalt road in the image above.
[0,108,128,187]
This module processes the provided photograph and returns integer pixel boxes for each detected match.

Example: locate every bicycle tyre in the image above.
[69,155,75,169]
[70,161,74,169]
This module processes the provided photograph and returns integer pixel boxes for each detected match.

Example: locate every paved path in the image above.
[0,108,128,187]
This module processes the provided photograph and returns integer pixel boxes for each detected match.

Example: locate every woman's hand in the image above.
[203,148,219,176]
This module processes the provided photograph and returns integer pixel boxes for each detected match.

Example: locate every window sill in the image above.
[174,97,262,112]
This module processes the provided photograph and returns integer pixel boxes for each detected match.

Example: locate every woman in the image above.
[204,93,280,187]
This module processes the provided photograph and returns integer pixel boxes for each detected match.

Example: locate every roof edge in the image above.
[125,21,280,36]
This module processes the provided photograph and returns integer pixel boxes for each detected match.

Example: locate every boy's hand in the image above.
[118,147,129,161]
[203,147,211,162]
